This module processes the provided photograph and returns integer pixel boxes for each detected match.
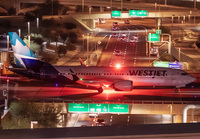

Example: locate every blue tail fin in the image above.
[8,32,40,69]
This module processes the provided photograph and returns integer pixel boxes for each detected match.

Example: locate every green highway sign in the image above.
[148,33,160,42]
[68,103,129,113]
[89,104,108,113]
[156,29,162,34]
[69,103,89,112]
[112,11,121,17]
[129,10,147,17]
[109,104,129,113]
[154,61,169,68]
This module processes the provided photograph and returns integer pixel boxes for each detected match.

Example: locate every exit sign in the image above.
[156,29,162,34]
[112,11,121,17]
[129,10,147,17]
[154,61,169,68]
[68,103,129,113]
[148,33,160,42]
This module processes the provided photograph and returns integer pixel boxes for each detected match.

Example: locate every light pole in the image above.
[28,35,31,48]
[27,22,30,35]
[178,15,180,23]
[51,0,54,15]
[7,35,9,62]
[148,33,151,65]
[87,33,89,65]
[188,14,191,24]
[3,79,9,116]
[121,0,123,13]
[18,29,21,38]
[82,0,84,13]
[110,0,112,11]
[36,18,39,29]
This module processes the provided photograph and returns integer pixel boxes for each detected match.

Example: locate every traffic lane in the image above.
[74,113,164,127]
[110,40,129,67]
[125,35,151,67]
[98,37,119,66]
[74,113,96,127]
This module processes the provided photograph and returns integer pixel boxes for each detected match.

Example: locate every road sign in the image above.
[89,104,108,113]
[112,11,121,17]
[156,29,162,34]
[129,10,147,17]
[109,104,129,113]
[154,61,169,68]
[148,33,160,42]
[69,103,89,112]
[68,103,129,113]
[169,62,183,69]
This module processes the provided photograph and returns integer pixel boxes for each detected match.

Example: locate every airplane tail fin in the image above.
[8,32,43,69]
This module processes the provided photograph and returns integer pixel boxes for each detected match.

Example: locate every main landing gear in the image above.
[98,87,103,93]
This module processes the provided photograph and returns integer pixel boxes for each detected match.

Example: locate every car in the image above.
[112,33,118,37]
[114,50,121,56]
[99,18,105,24]
[113,22,118,27]
[96,119,105,126]
[124,20,130,24]
[112,27,119,31]
[133,35,139,42]
[121,33,126,37]
[121,36,126,41]
[130,39,135,43]
[133,35,139,39]
[150,46,159,56]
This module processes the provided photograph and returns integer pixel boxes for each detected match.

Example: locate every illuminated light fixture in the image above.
[107,7,111,8]
[104,84,109,88]
[80,78,83,81]
[116,63,121,69]
[55,84,58,87]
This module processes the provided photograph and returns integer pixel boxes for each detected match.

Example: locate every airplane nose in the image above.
[190,76,196,82]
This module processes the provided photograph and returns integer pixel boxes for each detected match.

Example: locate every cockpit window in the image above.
[181,72,188,76]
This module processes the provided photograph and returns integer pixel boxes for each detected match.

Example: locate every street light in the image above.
[18,29,21,38]
[27,21,30,35]
[36,18,39,29]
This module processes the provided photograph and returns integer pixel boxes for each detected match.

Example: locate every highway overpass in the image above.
[0,0,197,14]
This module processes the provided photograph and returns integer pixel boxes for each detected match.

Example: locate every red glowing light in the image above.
[115,64,121,69]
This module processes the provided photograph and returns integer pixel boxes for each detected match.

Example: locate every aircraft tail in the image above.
[8,32,43,69]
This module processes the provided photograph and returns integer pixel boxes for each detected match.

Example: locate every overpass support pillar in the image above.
[100,6,104,12]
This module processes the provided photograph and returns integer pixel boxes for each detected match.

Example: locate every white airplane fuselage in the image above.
[54,66,195,87]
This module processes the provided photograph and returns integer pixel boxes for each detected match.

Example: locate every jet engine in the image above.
[113,80,133,91]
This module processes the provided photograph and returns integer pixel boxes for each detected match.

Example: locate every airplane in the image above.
[8,32,195,93]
